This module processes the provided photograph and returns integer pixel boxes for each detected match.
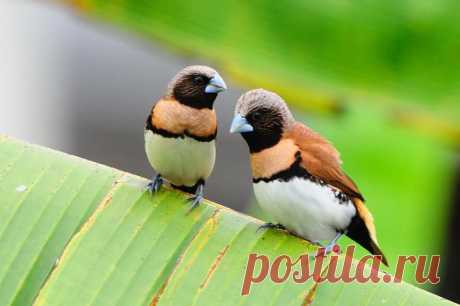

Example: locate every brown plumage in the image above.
[285,124,386,265]
[285,123,364,201]
[231,89,388,266]
[250,138,298,179]
[149,98,217,140]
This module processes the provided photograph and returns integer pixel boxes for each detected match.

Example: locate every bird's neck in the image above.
[241,131,282,153]
[171,92,217,110]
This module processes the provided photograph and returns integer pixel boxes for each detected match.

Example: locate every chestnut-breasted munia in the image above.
[145,65,227,209]
[230,89,387,265]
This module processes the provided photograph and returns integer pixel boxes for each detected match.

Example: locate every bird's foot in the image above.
[307,241,326,260]
[315,232,344,256]
[147,174,163,193]
[187,194,203,212]
[186,183,204,214]
[256,222,286,233]
[323,243,341,255]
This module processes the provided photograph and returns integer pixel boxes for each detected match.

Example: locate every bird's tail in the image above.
[348,199,388,267]
[369,239,388,267]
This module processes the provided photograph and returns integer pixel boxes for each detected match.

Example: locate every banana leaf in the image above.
[0,136,456,306]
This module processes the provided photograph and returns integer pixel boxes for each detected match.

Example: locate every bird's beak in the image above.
[230,114,254,133]
[205,73,227,93]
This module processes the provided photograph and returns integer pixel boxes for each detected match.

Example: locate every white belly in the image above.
[144,130,216,187]
[253,177,356,241]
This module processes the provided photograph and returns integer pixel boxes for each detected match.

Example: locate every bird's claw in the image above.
[186,183,204,214]
[256,222,286,233]
[324,244,335,255]
[187,194,203,213]
[314,233,343,257]
[147,175,163,193]
[314,243,340,258]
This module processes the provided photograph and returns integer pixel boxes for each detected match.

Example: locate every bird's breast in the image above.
[250,139,299,180]
[144,130,216,187]
[151,99,217,139]
[253,177,356,241]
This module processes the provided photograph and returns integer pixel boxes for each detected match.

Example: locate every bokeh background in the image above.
[1,0,459,301]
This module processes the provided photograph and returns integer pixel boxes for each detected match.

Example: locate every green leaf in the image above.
[0,136,457,305]
[0,136,119,306]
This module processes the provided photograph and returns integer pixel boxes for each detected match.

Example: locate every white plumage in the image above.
[253,177,356,241]
[144,130,215,187]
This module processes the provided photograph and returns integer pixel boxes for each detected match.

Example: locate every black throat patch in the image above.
[241,130,282,153]
[172,73,217,110]
[241,108,285,153]
[173,92,217,110]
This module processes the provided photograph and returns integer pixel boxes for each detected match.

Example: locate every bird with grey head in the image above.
[230,89,387,266]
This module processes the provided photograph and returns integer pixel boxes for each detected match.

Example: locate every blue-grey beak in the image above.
[205,73,227,93]
[230,114,254,133]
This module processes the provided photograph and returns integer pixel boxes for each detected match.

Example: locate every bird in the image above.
[230,89,388,266]
[145,65,227,209]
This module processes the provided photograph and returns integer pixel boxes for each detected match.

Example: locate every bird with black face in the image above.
[145,65,227,209]
[230,89,388,266]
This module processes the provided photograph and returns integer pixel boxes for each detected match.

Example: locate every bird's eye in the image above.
[192,75,206,84]
[251,112,262,121]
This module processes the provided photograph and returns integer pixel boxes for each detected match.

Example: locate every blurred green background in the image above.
[1,0,459,302]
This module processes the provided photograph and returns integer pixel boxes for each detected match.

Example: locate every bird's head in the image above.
[167,65,227,109]
[230,89,295,153]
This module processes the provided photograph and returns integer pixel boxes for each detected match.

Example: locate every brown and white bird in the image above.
[145,65,227,208]
[230,89,387,265]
